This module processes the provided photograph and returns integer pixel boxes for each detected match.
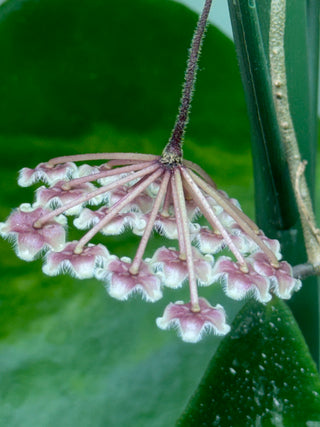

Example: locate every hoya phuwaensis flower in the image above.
[1,0,301,343]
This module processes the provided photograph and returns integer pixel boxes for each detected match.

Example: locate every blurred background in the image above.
[0,0,316,426]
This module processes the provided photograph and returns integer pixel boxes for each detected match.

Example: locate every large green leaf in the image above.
[227,0,320,366]
[178,298,320,426]
[0,0,255,425]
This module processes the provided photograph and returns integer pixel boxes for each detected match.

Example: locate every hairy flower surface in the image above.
[108,185,154,213]
[0,152,301,342]
[195,225,249,255]
[151,246,214,288]
[156,297,231,343]
[96,256,162,302]
[0,0,302,343]
[35,180,101,215]
[18,162,78,186]
[213,256,272,303]
[74,207,145,236]
[250,252,302,299]
[43,241,110,279]
[0,203,66,261]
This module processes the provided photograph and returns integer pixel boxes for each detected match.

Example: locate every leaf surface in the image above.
[178,298,320,426]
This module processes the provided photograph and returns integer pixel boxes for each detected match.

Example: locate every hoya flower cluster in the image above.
[0,0,303,343]
[0,152,301,342]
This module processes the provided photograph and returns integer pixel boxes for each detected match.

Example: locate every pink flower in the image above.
[0,0,303,345]
[156,297,230,343]
[43,241,111,279]
[151,246,214,288]
[250,252,302,299]
[147,213,199,240]
[216,210,238,228]
[108,185,154,213]
[195,226,250,255]
[205,196,223,215]
[95,164,129,186]
[0,204,66,261]
[218,190,242,210]
[213,256,272,302]
[258,234,282,260]
[74,206,146,236]
[96,257,162,302]
[35,180,100,215]
[152,214,179,239]
[244,233,282,260]
[143,177,161,196]
[77,164,100,177]
[18,162,78,186]
[185,198,201,220]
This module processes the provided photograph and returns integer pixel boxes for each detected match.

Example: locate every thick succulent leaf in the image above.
[177,298,320,426]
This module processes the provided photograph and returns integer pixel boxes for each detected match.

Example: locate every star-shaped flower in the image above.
[43,241,111,279]
[156,297,230,343]
[74,206,146,236]
[0,203,66,261]
[250,252,302,299]
[195,226,250,255]
[0,0,303,344]
[96,256,162,302]
[145,213,199,240]
[35,180,101,215]
[18,162,78,186]
[213,256,272,302]
[108,185,154,213]
[151,246,214,288]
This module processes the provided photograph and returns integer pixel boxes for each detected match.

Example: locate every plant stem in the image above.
[161,0,212,163]
[293,263,318,281]
[129,171,170,274]
[269,0,320,269]
[181,167,248,271]
[173,169,200,312]
[74,168,163,253]
[228,0,320,366]
[34,163,159,228]
[64,161,154,189]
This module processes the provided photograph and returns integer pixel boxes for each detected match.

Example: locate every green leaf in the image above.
[177,298,320,426]
[227,0,320,366]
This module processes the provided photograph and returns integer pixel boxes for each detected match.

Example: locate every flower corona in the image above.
[0,0,301,342]
[0,151,301,342]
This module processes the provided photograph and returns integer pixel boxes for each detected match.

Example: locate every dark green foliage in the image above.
[0,0,247,150]
[227,0,320,366]
[178,298,320,426]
